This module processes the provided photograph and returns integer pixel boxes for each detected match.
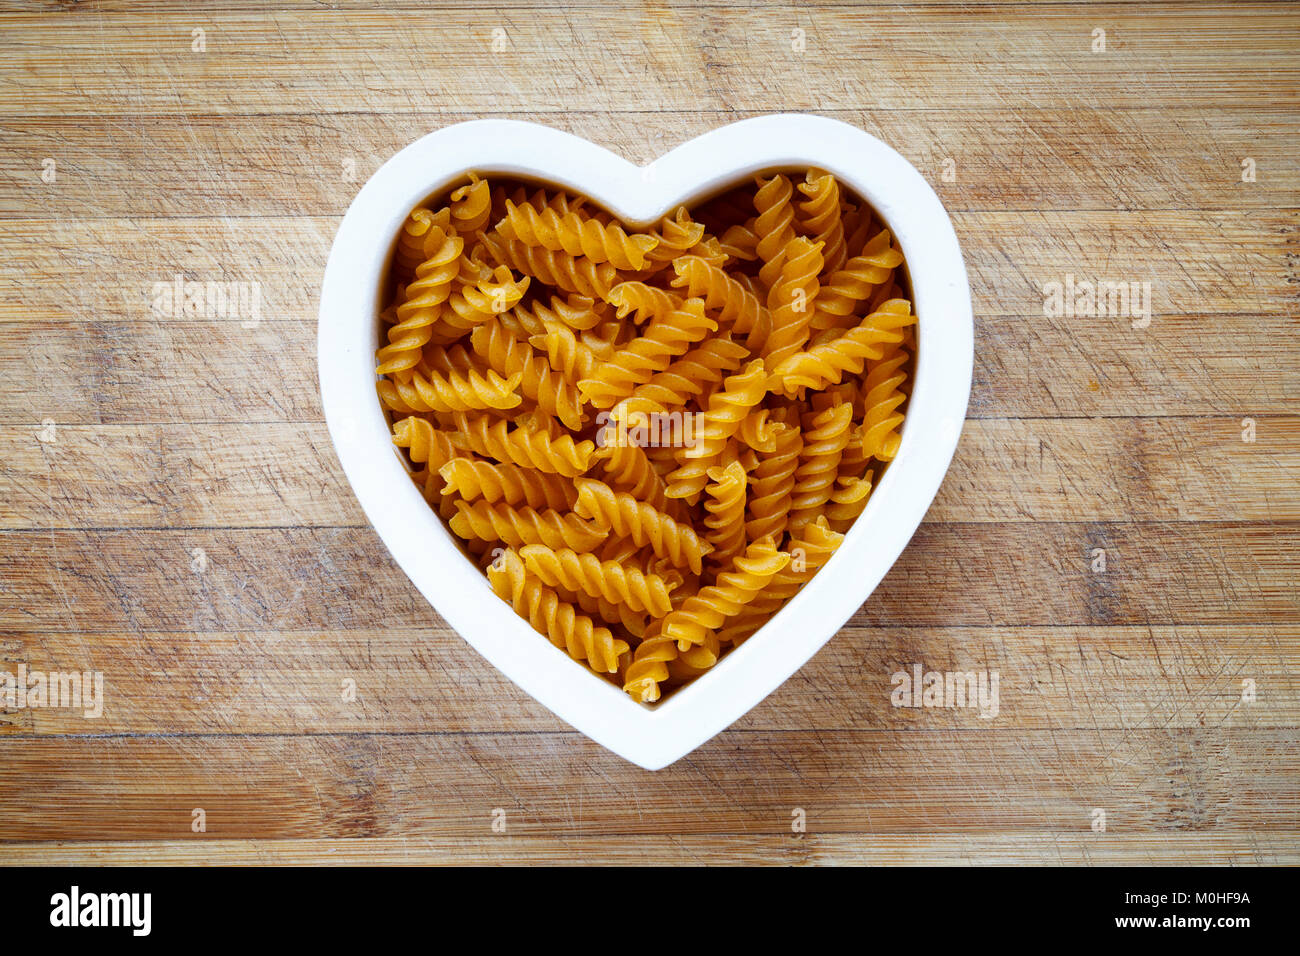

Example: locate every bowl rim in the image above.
[317,114,973,770]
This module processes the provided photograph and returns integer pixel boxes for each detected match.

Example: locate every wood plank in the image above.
[2,832,1296,866]
[1,625,1294,736]
[970,312,1300,420]
[0,423,357,529]
[3,211,1293,323]
[0,729,1293,839]
[0,321,323,425]
[1,211,1295,424]
[1,417,1295,529]
[2,312,1294,426]
[933,416,1300,522]
[0,523,1293,633]
[0,218,333,326]
[1,6,1295,116]
[2,108,1293,218]
[859,522,1299,628]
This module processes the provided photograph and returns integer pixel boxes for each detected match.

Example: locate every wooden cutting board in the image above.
[0,0,1296,865]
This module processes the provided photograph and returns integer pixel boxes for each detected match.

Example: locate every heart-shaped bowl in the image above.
[318,115,973,770]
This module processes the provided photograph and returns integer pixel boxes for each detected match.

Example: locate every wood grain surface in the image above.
[0,0,1297,866]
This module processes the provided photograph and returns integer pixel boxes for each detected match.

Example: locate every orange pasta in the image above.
[379,171,917,702]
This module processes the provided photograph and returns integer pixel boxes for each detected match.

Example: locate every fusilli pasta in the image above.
[488,549,628,674]
[498,199,659,270]
[377,170,918,704]
[573,478,712,575]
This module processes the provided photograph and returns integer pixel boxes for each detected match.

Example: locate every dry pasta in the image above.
[378,170,918,703]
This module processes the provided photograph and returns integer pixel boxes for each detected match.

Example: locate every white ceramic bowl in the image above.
[318,115,973,770]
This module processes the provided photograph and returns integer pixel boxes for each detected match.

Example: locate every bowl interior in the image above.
[373,168,919,709]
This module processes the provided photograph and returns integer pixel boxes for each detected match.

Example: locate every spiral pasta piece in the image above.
[607,337,749,424]
[590,440,677,517]
[565,586,651,640]
[498,199,659,270]
[768,298,915,395]
[749,518,844,616]
[377,225,464,376]
[393,207,455,279]
[640,207,707,273]
[378,361,522,413]
[836,421,873,478]
[518,544,678,618]
[788,401,853,532]
[491,184,587,223]
[861,347,910,462]
[488,549,627,674]
[577,294,715,408]
[470,319,585,430]
[390,416,462,478]
[736,407,787,454]
[622,619,677,703]
[529,319,609,385]
[825,473,874,534]
[810,229,905,334]
[712,520,846,646]
[438,457,576,512]
[743,410,802,544]
[394,208,437,277]
[763,236,824,372]
[397,206,454,274]
[661,536,790,651]
[478,231,617,300]
[753,174,798,288]
[450,412,594,476]
[717,218,760,261]
[665,359,766,500]
[573,478,712,575]
[430,264,530,345]
[703,459,747,573]
[796,170,847,275]
[498,296,591,345]
[391,416,462,499]
[449,174,492,235]
[450,499,607,553]
[605,281,681,324]
[669,256,768,343]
